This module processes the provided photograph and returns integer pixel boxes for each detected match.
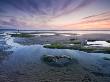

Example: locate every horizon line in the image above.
[0,29,110,31]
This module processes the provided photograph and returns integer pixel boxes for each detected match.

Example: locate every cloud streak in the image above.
[0,0,110,30]
[0,0,96,16]
[63,11,110,30]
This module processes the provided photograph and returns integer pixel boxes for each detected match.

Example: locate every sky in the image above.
[0,0,110,30]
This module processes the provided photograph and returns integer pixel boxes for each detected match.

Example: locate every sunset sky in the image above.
[0,0,110,30]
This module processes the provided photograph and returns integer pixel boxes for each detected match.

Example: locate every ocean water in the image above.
[41,30,110,34]
[1,30,110,34]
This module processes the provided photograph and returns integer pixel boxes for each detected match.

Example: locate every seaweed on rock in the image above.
[42,55,77,67]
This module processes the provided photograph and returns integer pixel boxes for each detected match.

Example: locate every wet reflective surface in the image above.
[87,41,110,47]
[0,32,110,82]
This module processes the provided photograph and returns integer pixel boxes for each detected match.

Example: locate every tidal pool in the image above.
[0,33,110,82]
[87,41,110,47]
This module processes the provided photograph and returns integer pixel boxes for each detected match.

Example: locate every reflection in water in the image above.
[0,32,110,82]
[87,41,110,47]
[5,34,23,51]
[0,50,13,63]
[31,33,55,36]
[0,33,13,63]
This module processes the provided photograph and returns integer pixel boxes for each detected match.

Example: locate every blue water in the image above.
[0,32,110,82]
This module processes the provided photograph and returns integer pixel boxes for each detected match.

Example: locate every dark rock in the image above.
[42,55,76,67]
[82,74,91,82]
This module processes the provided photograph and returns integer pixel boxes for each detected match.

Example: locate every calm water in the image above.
[1,30,110,34]
[0,32,110,82]
[44,30,110,34]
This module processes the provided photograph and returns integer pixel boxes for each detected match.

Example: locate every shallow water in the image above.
[87,41,110,47]
[31,33,55,36]
[0,33,110,82]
